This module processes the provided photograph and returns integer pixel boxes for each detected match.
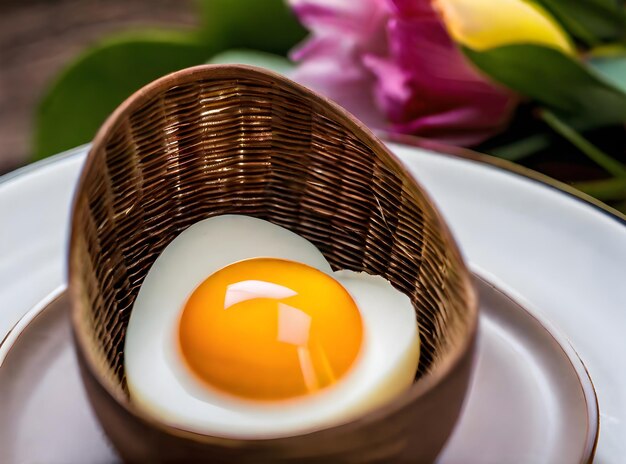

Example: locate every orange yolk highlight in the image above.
[178,258,363,401]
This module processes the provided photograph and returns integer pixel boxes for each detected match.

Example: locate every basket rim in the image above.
[68,63,479,445]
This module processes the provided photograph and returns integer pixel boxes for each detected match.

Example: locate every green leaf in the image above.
[539,108,626,177]
[574,176,626,201]
[488,134,552,161]
[198,0,306,56]
[208,49,295,75]
[34,30,214,160]
[531,0,626,45]
[464,44,626,127]
[588,45,626,93]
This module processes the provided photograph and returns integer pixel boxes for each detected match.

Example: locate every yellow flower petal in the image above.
[434,0,574,54]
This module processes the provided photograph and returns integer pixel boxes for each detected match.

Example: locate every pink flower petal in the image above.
[362,54,411,104]
[390,0,438,17]
[288,0,389,40]
[289,0,518,146]
[391,106,511,146]
[290,36,387,128]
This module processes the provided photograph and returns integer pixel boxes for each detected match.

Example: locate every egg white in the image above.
[124,215,419,439]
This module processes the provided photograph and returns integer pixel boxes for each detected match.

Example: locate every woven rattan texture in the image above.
[72,72,471,399]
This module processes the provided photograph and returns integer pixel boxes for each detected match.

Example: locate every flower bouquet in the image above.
[36,0,626,210]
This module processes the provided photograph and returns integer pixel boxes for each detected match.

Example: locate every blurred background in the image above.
[0,0,196,173]
[1,0,626,211]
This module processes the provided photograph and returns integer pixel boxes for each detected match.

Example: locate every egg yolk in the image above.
[178,258,363,401]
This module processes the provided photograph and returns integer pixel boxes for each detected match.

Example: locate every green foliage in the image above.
[34,31,214,160]
[198,0,307,55]
[34,0,306,160]
[532,0,626,45]
[588,45,626,93]
[208,49,294,74]
[464,44,626,127]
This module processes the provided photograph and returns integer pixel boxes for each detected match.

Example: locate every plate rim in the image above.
[2,140,624,228]
[471,267,599,463]
[0,285,66,367]
[382,133,626,226]
[0,145,86,189]
[0,273,599,463]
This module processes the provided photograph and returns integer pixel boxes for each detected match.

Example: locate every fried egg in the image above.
[124,215,419,438]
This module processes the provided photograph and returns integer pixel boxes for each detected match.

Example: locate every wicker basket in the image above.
[69,65,478,463]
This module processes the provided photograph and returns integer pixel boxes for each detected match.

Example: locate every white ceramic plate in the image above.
[0,143,624,461]
[0,277,597,463]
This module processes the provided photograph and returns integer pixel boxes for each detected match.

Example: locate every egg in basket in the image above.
[69,65,478,463]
